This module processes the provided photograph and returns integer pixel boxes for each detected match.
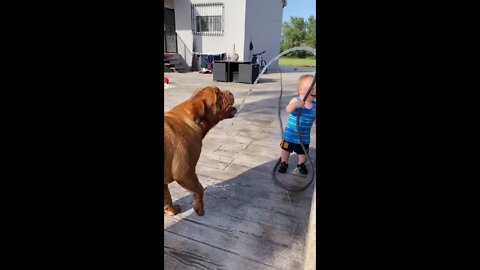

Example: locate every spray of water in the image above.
[217,47,316,165]
[234,47,316,117]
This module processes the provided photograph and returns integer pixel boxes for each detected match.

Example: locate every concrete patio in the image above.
[164,67,316,270]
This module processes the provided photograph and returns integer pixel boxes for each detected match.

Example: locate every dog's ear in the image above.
[190,87,205,124]
[193,97,206,125]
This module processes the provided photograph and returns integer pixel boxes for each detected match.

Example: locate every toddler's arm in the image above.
[286,98,304,113]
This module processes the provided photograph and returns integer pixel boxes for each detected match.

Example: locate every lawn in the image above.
[279,57,316,67]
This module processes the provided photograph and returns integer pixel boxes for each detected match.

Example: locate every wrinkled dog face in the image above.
[193,86,237,124]
[211,86,236,119]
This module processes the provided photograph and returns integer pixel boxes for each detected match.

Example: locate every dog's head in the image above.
[190,86,237,128]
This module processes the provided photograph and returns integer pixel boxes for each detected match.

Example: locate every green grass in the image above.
[279,57,316,67]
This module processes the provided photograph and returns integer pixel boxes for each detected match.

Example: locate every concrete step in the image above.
[164,54,182,60]
[166,59,183,65]
[173,66,190,73]
[164,53,189,73]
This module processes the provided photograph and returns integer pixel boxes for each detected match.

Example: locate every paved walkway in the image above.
[164,68,316,270]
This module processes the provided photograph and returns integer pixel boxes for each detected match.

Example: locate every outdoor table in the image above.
[213,61,259,84]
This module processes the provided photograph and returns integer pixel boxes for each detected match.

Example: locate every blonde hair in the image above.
[297,74,315,94]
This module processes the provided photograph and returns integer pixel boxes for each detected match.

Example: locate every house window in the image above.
[191,3,224,36]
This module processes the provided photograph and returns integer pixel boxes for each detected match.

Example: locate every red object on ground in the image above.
[164,77,169,84]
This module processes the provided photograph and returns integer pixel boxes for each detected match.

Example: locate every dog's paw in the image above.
[194,205,205,216]
[164,205,181,216]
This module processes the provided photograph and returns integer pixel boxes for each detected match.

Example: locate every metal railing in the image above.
[175,33,194,70]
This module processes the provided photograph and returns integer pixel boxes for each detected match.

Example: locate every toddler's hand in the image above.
[296,100,305,108]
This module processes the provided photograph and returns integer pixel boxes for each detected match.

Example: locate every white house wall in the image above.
[174,0,247,66]
[244,0,284,70]
[173,0,194,67]
[172,0,284,70]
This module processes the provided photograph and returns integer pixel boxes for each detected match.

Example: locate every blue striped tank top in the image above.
[282,97,316,144]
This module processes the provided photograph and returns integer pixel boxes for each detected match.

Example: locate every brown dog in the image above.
[164,86,236,216]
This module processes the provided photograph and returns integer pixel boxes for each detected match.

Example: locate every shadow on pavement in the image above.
[164,152,316,269]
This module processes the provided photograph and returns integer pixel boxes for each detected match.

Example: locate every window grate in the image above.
[191,3,224,36]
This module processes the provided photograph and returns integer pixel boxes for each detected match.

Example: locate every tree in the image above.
[305,15,316,49]
[280,16,316,58]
